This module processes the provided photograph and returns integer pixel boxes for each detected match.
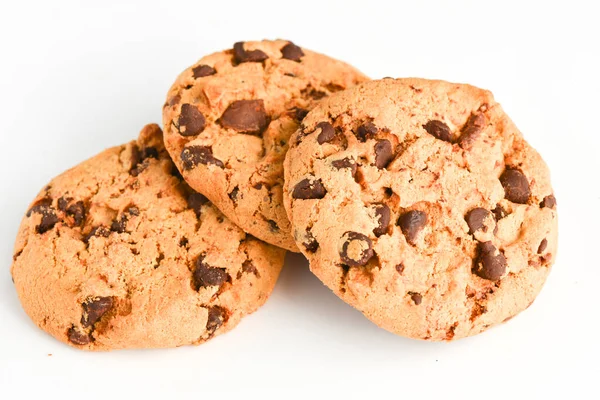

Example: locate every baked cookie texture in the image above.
[284,78,557,341]
[162,39,368,252]
[11,124,286,351]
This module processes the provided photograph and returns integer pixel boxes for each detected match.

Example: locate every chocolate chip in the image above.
[179,237,189,248]
[177,104,206,137]
[316,122,335,144]
[187,193,209,218]
[540,195,557,209]
[423,120,453,142]
[291,178,327,199]
[331,158,357,176]
[181,146,224,170]
[242,260,260,278]
[340,232,374,267]
[81,297,113,328]
[281,41,304,62]
[459,112,486,146]
[85,226,110,242]
[193,257,228,291]
[355,122,378,142]
[206,306,227,333]
[538,239,548,254]
[57,197,70,211]
[302,87,327,100]
[465,208,492,234]
[289,107,309,121]
[408,292,422,305]
[303,230,319,253]
[374,139,394,169]
[110,214,128,233]
[167,94,181,107]
[398,210,427,245]
[127,206,140,216]
[473,241,507,281]
[130,145,159,176]
[66,201,86,226]
[267,220,280,232]
[492,204,507,220]
[395,264,405,274]
[192,64,217,78]
[233,42,268,64]
[373,203,391,237]
[220,100,269,135]
[228,186,239,203]
[67,327,91,345]
[500,168,531,204]
[27,198,58,234]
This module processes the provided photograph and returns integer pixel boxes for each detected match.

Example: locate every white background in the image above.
[0,1,598,398]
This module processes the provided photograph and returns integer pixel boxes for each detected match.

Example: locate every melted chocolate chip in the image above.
[331,158,357,176]
[395,264,405,274]
[181,146,224,170]
[398,210,427,245]
[340,232,374,267]
[67,327,91,345]
[192,64,217,78]
[540,195,557,209]
[27,198,59,234]
[500,168,531,204]
[465,208,492,234]
[459,112,486,146]
[81,297,113,328]
[241,260,260,278]
[291,178,327,199]
[187,193,209,218]
[316,122,335,144]
[110,214,128,233]
[220,100,269,135]
[374,139,394,169]
[538,238,548,254]
[492,204,507,220]
[228,186,240,203]
[281,41,304,62]
[193,257,229,291]
[206,306,227,333]
[85,226,110,242]
[473,241,507,281]
[355,122,378,142]
[408,292,422,305]
[423,120,452,142]
[373,203,391,237]
[303,230,319,253]
[233,42,268,64]
[289,107,309,122]
[177,104,206,137]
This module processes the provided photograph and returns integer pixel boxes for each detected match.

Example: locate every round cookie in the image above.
[11,124,286,351]
[162,39,368,251]
[284,79,557,341]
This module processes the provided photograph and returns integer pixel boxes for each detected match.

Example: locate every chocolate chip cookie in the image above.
[162,39,368,251]
[11,124,286,351]
[283,79,557,340]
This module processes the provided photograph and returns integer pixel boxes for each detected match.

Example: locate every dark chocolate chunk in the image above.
[220,100,269,135]
[193,257,228,291]
[233,42,268,64]
[423,120,452,142]
[500,168,531,204]
[67,327,91,345]
[27,198,59,234]
[374,139,394,169]
[373,203,391,237]
[465,208,492,234]
[177,104,206,137]
[81,297,114,328]
[206,306,227,333]
[398,210,427,245]
[340,232,374,267]
[473,241,507,281]
[355,122,378,142]
[291,178,327,199]
[192,64,217,78]
[316,122,335,144]
[540,195,557,209]
[181,146,225,170]
[281,41,304,62]
[408,292,422,305]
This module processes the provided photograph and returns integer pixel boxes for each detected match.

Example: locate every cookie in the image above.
[283,79,557,340]
[11,124,286,351]
[162,39,368,251]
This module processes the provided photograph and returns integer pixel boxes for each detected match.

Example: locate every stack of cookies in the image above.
[11,40,557,350]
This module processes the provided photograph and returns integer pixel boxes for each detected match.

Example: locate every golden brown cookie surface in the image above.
[284,79,557,340]
[11,124,285,351]
[162,40,368,251]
